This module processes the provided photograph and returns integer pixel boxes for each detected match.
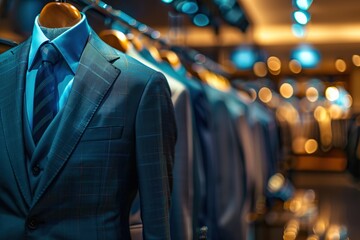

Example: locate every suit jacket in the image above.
[125,46,193,240]
[203,86,247,240]
[0,32,176,240]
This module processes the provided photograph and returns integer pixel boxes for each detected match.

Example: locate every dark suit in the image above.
[203,86,247,240]
[125,45,194,240]
[0,32,176,239]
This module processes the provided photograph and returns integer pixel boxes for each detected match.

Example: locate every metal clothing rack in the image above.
[73,0,230,76]
[0,38,18,47]
[75,0,167,45]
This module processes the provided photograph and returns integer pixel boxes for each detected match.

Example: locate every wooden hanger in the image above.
[147,44,163,63]
[99,29,130,53]
[159,49,182,70]
[194,66,231,91]
[38,1,81,28]
[126,33,144,52]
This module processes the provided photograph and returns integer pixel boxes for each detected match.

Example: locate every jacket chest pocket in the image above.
[81,126,124,142]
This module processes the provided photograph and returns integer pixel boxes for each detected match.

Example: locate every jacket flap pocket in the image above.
[81,126,124,141]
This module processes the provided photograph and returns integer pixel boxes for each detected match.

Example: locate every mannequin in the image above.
[0,1,176,239]
[38,1,81,28]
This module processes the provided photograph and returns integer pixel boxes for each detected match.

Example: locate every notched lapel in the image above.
[32,36,121,205]
[0,39,32,208]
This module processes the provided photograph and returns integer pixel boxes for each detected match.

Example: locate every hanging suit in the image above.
[203,86,247,240]
[154,61,212,239]
[0,31,176,239]
[125,44,194,240]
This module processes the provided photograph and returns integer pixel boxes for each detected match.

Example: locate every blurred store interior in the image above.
[1,0,360,239]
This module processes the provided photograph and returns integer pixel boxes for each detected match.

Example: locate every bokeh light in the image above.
[259,87,273,103]
[305,139,318,154]
[325,87,340,101]
[253,61,268,77]
[335,59,347,72]
[306,87,319,102]
[289,59,302,73]
[280,83,294,99]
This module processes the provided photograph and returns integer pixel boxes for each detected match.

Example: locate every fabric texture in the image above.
[126,44,194,240]
[32,43,60,144]
[0,30,176,240]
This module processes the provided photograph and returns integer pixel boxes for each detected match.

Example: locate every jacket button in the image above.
[32,165,41,176]
[27,218,39,230]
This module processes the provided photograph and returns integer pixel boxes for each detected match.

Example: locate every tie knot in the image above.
[39,43,60,64]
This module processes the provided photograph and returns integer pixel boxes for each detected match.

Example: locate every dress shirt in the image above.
[26,14,90,129]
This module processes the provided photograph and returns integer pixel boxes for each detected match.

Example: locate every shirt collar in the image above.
[28,13,91,74]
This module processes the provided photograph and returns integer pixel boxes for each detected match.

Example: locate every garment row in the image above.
[0,11,282,240]
[107,29,283,240]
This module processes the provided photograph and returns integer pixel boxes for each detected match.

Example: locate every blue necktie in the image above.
[32,43,60,144]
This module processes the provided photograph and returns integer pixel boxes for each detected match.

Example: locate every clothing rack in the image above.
[0,38,18,47]
[73,0,231,76]
[74,0,167,45]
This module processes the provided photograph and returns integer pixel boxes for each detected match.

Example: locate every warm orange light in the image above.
[352,54,360,67]
[313,219,327,236]
[289,199,302,213]
[306,87,319,102]
[307,235,319,240]
[284,219,300,240]
[305,139,318,154]
[259,87,273,103]
[267,56,281,75]
[280,83,294,98]
[283,232,296,240]
[326,225,342,240]
[253,62,268,77]
[314,106,328,122]
[289,59,302,74]
[268,173,285,192]
[325,87,339,101]
[286,220,300,230]
[335,59,347,72]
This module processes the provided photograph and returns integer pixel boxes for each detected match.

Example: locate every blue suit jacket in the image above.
[0,33,176,239]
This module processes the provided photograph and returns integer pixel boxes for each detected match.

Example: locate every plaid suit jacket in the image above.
[0,32,176,239]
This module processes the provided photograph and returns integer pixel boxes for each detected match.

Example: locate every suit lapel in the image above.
[32,34,121,206]
[0,39,32,208]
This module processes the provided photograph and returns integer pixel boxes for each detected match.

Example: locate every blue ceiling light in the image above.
[214,0,236,10]
[293,10,311,25]
[291,45,321,68]
[213,0,250,32]
[294,0,313,10]
[291,23,306,38]
[161,0,174,3]
[231,46,258,70]
[193,13,210,27]
[175,1,186,12]
[181,1,199,15]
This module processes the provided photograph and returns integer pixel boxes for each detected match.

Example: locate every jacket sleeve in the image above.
[135,71,177,240]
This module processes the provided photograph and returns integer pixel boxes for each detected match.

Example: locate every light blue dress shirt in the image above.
[26,13,91,129]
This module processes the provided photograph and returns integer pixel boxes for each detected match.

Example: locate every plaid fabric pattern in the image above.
[0,33,176,239]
